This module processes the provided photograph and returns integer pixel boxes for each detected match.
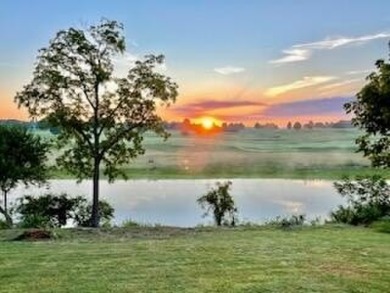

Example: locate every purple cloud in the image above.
[262,97,353,117]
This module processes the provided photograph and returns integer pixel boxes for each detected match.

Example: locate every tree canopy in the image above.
[15,19,178,227]
[345,58,390,168]
[0,125,49,226]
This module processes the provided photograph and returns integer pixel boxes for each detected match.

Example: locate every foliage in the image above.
[344,58,390,168]
[371,216,390,233]
[265,214,306,229]
[0,219,9,230]
[73,199,114,227]
[0,125,49,226]
[15,193,114,228]
[332,175,390,225]
[15,19,178,227]
[197,181,237,226]
[121,219,141,228]
[16,193,81,228]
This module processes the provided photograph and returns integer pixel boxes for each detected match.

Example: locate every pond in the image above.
[9,179,345,227]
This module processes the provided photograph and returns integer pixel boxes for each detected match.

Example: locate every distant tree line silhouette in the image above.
[286,120,353,130]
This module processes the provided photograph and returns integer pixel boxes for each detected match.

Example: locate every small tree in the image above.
[344,52,390,167]
[293,121,302,130]
[287,121,292,130]
[15,19,178,227]
[0,125,48,226]
[197,181,237,226]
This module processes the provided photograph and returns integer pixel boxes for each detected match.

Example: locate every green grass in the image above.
[0,226,389,292]
[37,128,390,179]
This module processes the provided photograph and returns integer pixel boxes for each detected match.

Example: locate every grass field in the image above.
[0,226,389,292]
[39,128,389,179]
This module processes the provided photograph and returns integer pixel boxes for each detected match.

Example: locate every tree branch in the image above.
[98,121,143,159]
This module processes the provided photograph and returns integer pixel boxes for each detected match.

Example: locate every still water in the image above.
[10,179,345,227]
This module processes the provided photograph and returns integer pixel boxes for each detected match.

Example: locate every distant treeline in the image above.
[164,119,354,134]
[0,119,60,134]
[286,120,353,130]
[0,118,354,134]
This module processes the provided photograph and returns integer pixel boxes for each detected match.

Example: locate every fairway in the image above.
[42,128,387,180]
[0,226,389,292]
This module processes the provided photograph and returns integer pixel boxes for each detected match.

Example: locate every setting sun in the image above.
[201,117,214,129]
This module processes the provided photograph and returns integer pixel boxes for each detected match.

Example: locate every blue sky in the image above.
[1,0,390,125]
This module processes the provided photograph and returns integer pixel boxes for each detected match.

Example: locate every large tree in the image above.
[15,19,178,227]
[0,125,48,226]
[344,56,390,168]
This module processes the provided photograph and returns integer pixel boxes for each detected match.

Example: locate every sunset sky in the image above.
[1,0,390,126]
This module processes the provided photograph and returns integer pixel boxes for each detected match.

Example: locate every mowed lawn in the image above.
[0,226,389,292]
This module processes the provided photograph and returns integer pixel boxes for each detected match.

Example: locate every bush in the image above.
[371,216,390,233]
[15,193,114,228]
[265,214,306,229]
[0,219,10,229]
[197,181,237,226]
[73,199,114,227]
[17,214,52,229]
[121,219,140,228]
[331,175,390,225]
[16,193,81,228]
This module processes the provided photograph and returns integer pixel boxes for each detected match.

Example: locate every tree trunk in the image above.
[4,190,7,216]
[90,159,100,227]
[0,191,12,226]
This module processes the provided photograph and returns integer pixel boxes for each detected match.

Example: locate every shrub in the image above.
[121,219,140,228]
[73,199,114,227]
[17,214,52,229]
[16,193,81,228]
[0,219,10,229]
[331,175,390,225]
[197,181,238,226]
[15,193,114,228]
[265,214,306,229]
[371,217,390,233]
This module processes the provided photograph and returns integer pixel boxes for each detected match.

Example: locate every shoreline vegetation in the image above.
[49,166,389,180]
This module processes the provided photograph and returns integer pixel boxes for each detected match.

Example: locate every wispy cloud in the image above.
[172,99,265,115]
[214,66,245,75]
[270,49,311,64]
[261,97,352,117]
[265,76,336,96]
[319,78,362,91]
[345,69,372,75]
[270,32,390,64]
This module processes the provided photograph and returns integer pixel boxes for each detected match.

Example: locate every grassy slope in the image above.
[41,128,390,180]
[0,226,389,292]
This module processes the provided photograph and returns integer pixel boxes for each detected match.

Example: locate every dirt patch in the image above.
[12,229,54,241]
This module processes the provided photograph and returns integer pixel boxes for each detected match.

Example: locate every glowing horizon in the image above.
[0,1,387,126]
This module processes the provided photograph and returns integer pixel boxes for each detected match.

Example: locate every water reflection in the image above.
[10,179,345,227]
